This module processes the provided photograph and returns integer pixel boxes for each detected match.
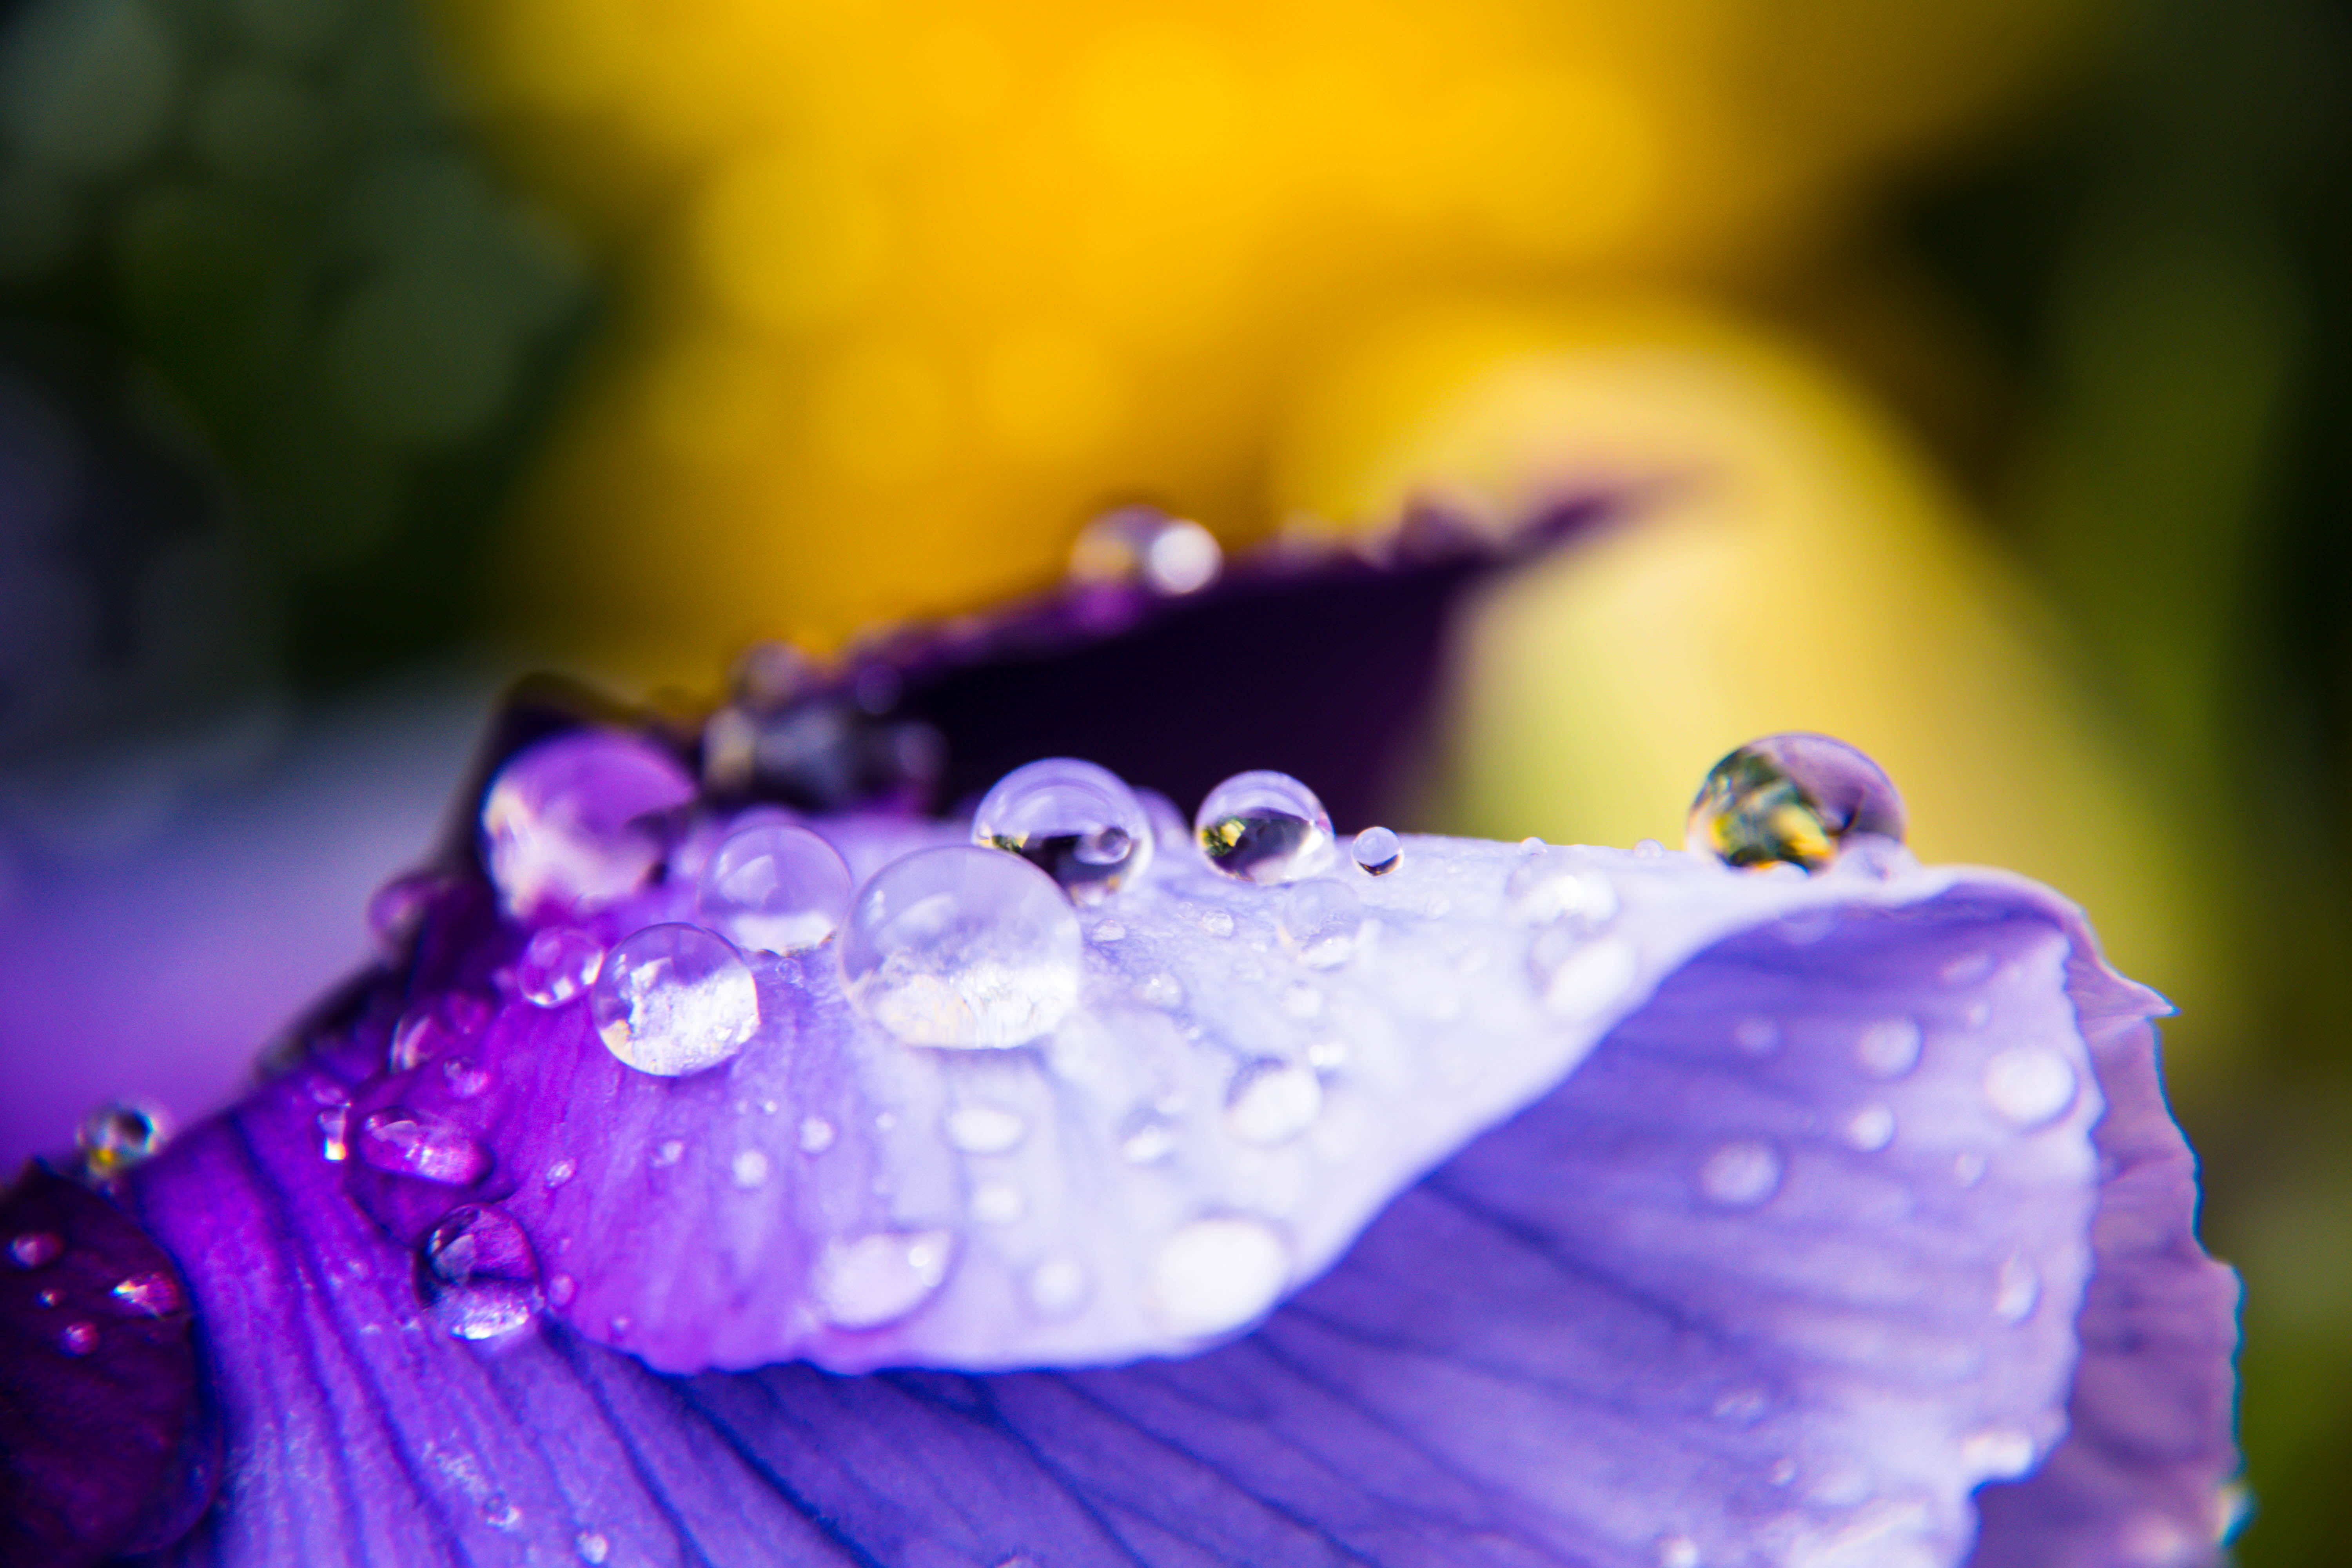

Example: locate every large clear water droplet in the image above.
[77,1100,169,1176]
[591,924,761,1076]
[812,1229,955,1329]
[1194,771,1336,884]
[971,758,1154,905]
[1068,505,1223,595]
[1982,1049,2078,1127]
[1225,1060,1323,1145]
[1685,733,1905,872]
[515,927,606,1007]
[416,1205,542,1341]
[1146,1216,1290,1338]
[356,1108,490,1185]
[698,823,854,951]
[1277,878,1362,969]
[1350,826,1400,876]
[840,846,1083,1049]
[481,730,696,917]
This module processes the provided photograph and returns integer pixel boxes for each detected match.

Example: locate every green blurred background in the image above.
[0,0,2343,1559]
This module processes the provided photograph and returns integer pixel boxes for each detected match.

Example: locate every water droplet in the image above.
[944,1104,1027,1154]
[1994,1254,2040,1324]
[1505,849,1619,926]
[1091,920,1126,942]
[1733,1018,1780,1056]
[545,1158,576,1189]
[1656,1536,1702,1568]
[1226,1061,1323,1145]
[390,994,491,1071]
[1196,908,1236,939]
[441,1058,492,1099]
[1855,1017,1924,1079]
[34,1289,60,1308]
[973,759,1155,905]
[9,1232,61,1269]
[1069,506,1222,595]
[60,1321,97,1356]
[76,1100,168,1176]
[592,924,761,1076]
[548,1273,577,1307]
[1635,838,1665,858]
[1025,1256,1089,1319]
[697,823,855,952]
[812,1230,954,1329]
[1147,1216,1290,1337]
[1530,934,1638,1020]
[1194,772,1336,884]
[1351,826,1401,876]
[315,1103,349,1160]
[485,1498,523,1531]
[576,1530,611,1564]
[1276,879,1362,969]
[1685,733,1905,872]
[1305,1039,1348,1071]
[1768,1457,1798,1487]
[971,1181,1026,1225]
[357,1108,489,1185]
[652,1138,686,1169]
[368,872,449,955]
[1119,1112,1177,1164]
[517,927,606,1008]
[1128,972,1183,1011]
[1983,1049,2078,1127]
[1699,1142,1783,1207]
[111,1272,180,1315]
[799,1117,836,1154]
[731,1150,771,1190]
[416,1205,541,1341]
[1844,1104,1896,1152]
[1941,951,1996,986]
[481,730,696,917]
[840,846,1083,1049]
[1961,1428,2037,1479]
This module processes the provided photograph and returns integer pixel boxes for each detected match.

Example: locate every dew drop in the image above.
[1699,1142,1783,1207]
[970,1182,1026,1225]
[591,924,761,1076]
[1960,1428,2037,1480]
[111,1272,180,1315]
[1198,908,1236,938]
[840,846,1083,1049]
[357,1108,490,1185]
[76,1100,168,1176]
[59,1321,96,1356]
[318,1105,350,1161]
[730,1150,771,1190]
[441,1058,491,1099]
[799,1117,837,1154]
[1225,1060,1323,1146]
[1844,1104,1896,1152]
[698,823,855,951]
[1277,879,1362,969]
[1994,1253,2040,1324]
[416,1205,541,1341]
[576,1530,611,1564]
[1855,1017,1924,1079]
[1685,733,1905,872]
[1137,972,1185,1009]
[652,1138,685,1169]
[1530,934,1639,1021]
[481,730,695,917]
[1119,1112,1177,1165]
[1194,771,1336,884]
[34,1289,60,1308]
[9,1231,62,1269]
[545,1158,576,1189]
[1069,505,1222,595]
[1091,919,1126,942]
[1983,1049,2078,1127]
[516,927,606,1008]
[485,1499,523,1531]
[1505,849,1619,926]
[812,1230,954,1329]
[1305,1039,1348,1071]
[1025,1256,1090,1319]
[367,872,447,956]
[548,1273,577,1307]
[973,759,1155,905]
[944,1104,1027,1154]
[1351,826,1400,876]
[1147,1217,1290,1337]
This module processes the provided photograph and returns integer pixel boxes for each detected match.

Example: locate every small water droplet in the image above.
[1635,838,1665,858]
[59,1321,97,1355]
[481,730,695,917]
[944,1104,1027,1154]
[441,1058,492,1099]
[799,1117,836,1154]
[973,759,1155,905]
[9,1231,62,1269]
[485,1498,523,1531]
[417,1205,541,1341]
[731,1149,771,1190]
[1091,919,1126,942]
[1195,772,1336,884]
[1961,1428,2037,1479]
[1025,1256,1089,1319]
[812,1230,954,1329]
[1530,934,1638,1020]
[34,1289,60,1308]
[1069,506,1222,595]
[1656,1535,1702,1568]
[1135,972,1185,1010]
[1685,733,1905,872]
[111,1272,180,1315]
[970,1181,1026,1225]
[1699,1142,1783,1207]
[548,1273,577,1307]
[1941,951,1996,986]
[1505,849,1619,926]
[357,1108,490,1185]
[591,924,761,1076]
[1351,826,1400,876]
[1225,1060,1323,1145]
[1855,1017,1924,1079]
[1983,1049,2078,1127]
[575,1530,611,1564]
[1280,982,1323,1020]
[1119,1111,1177,1164]
[1277,879,1362,969]
[367,871,447,955]
[76,1100,168,1176]
[1994,1254,2040,1324]
[1844,1104,1896,1152]
[1196,908,1236,938]
[545,1158,577,1189]
[652,1138,686,1169]
[698,823,855,951]
[840,847,1083,1049]
[1147,1216,1290,1337]
[516,927,606,1007]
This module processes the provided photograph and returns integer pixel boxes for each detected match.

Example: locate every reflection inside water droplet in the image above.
[813,1230,954,1329]
[973,759,1155,905]
[1148,1217,1289,1338]
[840,847,1082,1049]
[1194,771,1336,884]
[417,1205,541,1341]
[591,924,761,1076]
[516,927,605,1008]
[1685,733,1905,872]
[699,823,854,951]
[77,1100,168,1176]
